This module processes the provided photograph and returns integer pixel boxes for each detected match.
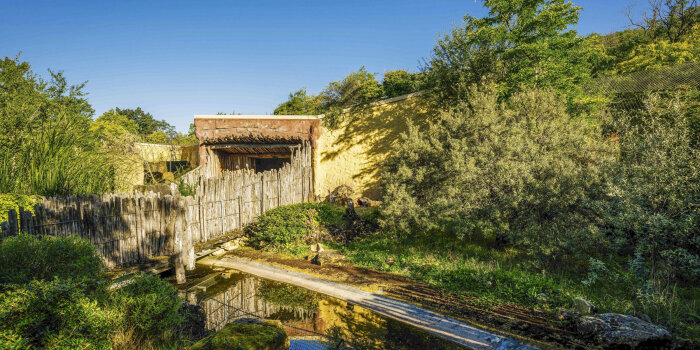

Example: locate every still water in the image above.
[178,266,465,350]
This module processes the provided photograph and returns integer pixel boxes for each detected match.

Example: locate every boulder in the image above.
[310,253,325,266]
[357,197,382,207]
[573,297,596,314]
[576,313,671,349]
[190,318,289,350]
[309,242,324,253]
[211,249,226,256]
[222,240,240,251]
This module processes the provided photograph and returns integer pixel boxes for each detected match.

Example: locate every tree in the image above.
[273,89,322,115]
[319,67,383,127]
[627,0,699,43]
[145,131,168,144]
[616,24,699,73]
[95,109,139,135]
[382,70,416,98]
[114,107,175,138]
[422,0,590,107]
[0,55,114,195]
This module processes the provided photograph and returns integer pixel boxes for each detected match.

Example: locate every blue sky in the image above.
[2,0,646,132]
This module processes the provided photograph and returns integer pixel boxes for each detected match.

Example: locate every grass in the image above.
[244,204,699,341]
[330,232,700,341]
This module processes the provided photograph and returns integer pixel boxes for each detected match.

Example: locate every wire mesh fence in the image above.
[587,61,700,113]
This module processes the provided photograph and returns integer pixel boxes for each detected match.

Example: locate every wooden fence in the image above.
[0,143,313,268]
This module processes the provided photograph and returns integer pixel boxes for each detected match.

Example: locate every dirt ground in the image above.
[225,248,594,350]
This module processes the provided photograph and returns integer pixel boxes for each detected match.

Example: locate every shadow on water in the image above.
[172,265,466,350]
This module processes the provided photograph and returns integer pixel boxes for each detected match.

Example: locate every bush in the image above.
[0,279,113,349]
[109,273,185,341]
[381,84,614,267]
[0,234,106,293]
[246,203,344,251]
[604,92,700,283]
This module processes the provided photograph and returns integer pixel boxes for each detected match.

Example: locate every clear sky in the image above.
[1,0,646,132]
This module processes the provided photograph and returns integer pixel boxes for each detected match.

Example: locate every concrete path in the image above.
[199,256,537,350]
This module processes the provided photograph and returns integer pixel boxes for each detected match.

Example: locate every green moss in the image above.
[189,320,288,350]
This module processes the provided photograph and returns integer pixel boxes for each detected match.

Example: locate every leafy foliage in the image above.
[616,24,700,73]
[381,85,614,266]
[0,194,39,228]
[382,70,417,98]
[421,0,591,108]
[0,279,114,349]
[273,88,322,115]
[0,234,189,348]
[0,234,106,294]
[246,203,344,252]
[115,107,175,138]
[320,67,383,128]
[604,92,700,282]
[0,56,116,196]
[108,273,185,341]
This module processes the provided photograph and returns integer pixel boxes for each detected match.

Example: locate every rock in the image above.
[573,297,596,314]
[310,253,325,266]
[357,197,382,207]
[330,184,354,203]
[221,240,239,251]
[576,313,671,348]
[190,317,289,350]
[309,242,324,253]
[557,309,580,322]
[211,249,226,256]
[537,293,548,303]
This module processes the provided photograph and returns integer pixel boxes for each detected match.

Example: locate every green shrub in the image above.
[0,279,113,349]
[381,84,614,268]
[246,203,344,251]
[0,234,106,294]
[109,273,185,341]
[0,194,39,229]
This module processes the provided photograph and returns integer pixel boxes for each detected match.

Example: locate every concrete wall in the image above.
[314,93,432,200]
[134,143,199,164]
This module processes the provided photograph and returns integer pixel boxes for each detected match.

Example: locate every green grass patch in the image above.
[334,232,700,341]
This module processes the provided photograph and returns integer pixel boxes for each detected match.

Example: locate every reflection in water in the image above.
[185,269,465,350]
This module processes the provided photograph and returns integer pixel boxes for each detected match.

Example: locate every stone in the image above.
[310,253,325,266]
[576,313,671,348]
[357,197,382,207]
[309,242,324,253]
[211,249,226,256]
[221,240,239,251]
[330,184,354,203]
[573,297,596,314]
[189,317,289,350]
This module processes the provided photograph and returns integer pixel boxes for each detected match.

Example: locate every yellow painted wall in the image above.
[314,93,432,200]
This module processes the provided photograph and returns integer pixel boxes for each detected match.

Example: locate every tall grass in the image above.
[0,114,115,196]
